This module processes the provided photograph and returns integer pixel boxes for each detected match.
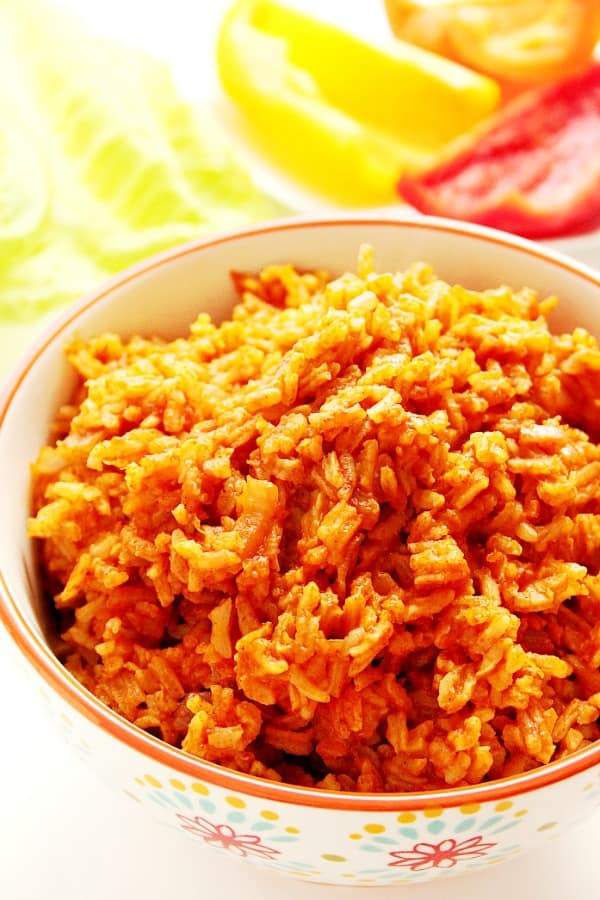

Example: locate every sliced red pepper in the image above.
[399,64,600,239]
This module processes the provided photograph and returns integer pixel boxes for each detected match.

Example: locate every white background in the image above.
[1,2,599,898]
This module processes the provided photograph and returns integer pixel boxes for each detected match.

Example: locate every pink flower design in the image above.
[176,814,280,860]
[389,835,496,871]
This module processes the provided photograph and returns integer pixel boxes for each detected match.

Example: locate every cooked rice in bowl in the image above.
[29,246,600,793]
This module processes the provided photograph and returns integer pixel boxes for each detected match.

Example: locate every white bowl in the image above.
[1,216,600,887]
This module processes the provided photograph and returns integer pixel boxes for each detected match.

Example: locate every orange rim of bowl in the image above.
[1,215,600,812]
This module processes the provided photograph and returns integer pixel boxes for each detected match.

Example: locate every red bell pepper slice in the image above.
[399,63,600,239]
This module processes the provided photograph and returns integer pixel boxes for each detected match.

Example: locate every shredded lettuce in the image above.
[0,0,286,325]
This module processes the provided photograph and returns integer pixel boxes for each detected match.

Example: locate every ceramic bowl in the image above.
[1,216,600,887]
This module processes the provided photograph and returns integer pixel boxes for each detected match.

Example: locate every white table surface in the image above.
[1,2,599,898]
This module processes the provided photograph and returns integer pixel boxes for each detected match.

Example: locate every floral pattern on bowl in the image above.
[121,767,569,884]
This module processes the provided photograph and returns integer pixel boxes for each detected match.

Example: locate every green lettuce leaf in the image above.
[0,0,287,326]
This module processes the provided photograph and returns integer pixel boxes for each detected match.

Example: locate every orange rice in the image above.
[29,248,600,792]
